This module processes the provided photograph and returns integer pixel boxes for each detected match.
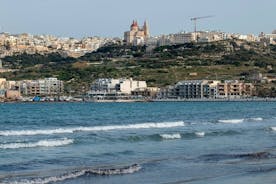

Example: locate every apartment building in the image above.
[158,80,208,99]
[158,80,254,99]
[20,78,64,96]
[217,80,254,99]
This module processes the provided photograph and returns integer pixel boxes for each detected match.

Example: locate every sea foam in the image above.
[0,121,185,136]
[7,164,141,184]
[248,117,263,121]
[160,133,181,139]
[195,132,205,137]
[218,117,264,124]
[270,127,276,131]
[0,138,73,149]
[218,119,244,124]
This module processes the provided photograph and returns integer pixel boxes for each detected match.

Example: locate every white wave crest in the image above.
[248,117,263,121]
[218,119,244,124]
[270,127,276,131]
[195,132,205,137]
[9,170,86,184]
[160,133,181,139]
[8,164,141,184]
[0,121,185,136]
[0,138,73,149]
[0,128,75,136]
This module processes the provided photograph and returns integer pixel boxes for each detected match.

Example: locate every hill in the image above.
[1,39,276,96]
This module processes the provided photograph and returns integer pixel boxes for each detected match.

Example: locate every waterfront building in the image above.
[88,78,148,100]
[20,78,64,96]
[43,78,64,95]
[157,85,175,99]
[26,80,40,96]
[124,20,150,45]
[90,78,147,95]
[158,80,254,99]
[202,80,220,98]
[217,80,254,99]
[173,80,206,99]
[131,87,160,98]
[158,80,208,99]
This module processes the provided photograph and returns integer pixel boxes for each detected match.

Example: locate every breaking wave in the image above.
[126,130,241,142]
[248,117,263,121]
[270,127,276,131]
[0,138,73,149]
[6,164,141,184]
[218,119,244,124]
[218,117,263,124]
[0,121,185,136]
[160,133,181,140]
[195,132,205,137]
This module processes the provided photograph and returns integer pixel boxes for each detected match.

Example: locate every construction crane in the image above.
[190,15,213,42]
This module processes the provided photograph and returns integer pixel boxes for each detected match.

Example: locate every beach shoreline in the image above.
[1,97,276,103]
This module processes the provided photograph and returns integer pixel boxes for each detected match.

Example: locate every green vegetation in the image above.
[1,39,276,96]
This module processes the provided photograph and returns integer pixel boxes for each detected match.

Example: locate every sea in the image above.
[0,102,276,184]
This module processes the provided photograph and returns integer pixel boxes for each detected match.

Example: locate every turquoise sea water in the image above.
[0,102,276,184]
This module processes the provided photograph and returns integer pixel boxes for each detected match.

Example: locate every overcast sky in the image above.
[0,0,275,38]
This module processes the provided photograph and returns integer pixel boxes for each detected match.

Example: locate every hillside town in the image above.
[0,20,275,102]
[0,33,119,58]
[0,20,276,59]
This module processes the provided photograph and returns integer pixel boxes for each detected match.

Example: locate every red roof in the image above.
[131,20,138,27]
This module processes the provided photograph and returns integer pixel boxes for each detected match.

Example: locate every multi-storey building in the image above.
[158,80,208,99]
[202,80,220,98]
[217,80,253,98]
[20,78,64,96]
[158,80,254,99]
[173,80,205,99]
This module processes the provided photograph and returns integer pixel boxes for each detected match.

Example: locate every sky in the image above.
[0,0,275,38]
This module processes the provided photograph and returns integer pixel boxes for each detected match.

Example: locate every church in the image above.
[124,20,150,45]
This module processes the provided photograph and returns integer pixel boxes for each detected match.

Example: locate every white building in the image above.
[119,78,147,94]
[90,78,147,95]
[172,32,196,44]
